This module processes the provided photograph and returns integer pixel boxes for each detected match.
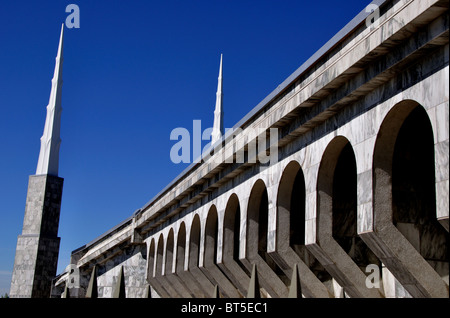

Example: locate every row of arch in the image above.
[146,100,448,298]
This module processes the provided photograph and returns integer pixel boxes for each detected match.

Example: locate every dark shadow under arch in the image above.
[317,136,381,296]
[189,214,201,269]
[276,161,306,250]
[204,206,219,266]
[147,239,156,280]
[392,105,448,277]
[248,179,288,284]
[156,234,164,276]
[277,161,333,284]
[370,100,449,296]
[223,194,241,262]
[166,229,175,275]
[176,223,187,273]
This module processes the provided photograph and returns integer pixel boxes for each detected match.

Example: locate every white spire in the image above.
[211,54,223,145]
[36,24,64,176]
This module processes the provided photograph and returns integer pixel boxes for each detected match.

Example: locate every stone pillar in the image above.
[10,174,64,298]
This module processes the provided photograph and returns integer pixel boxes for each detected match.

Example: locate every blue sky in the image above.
[0,0,370,295]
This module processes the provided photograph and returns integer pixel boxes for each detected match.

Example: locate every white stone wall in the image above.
[95,245,147,298]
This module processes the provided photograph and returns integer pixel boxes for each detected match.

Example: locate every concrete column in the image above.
[175,218,206,298]
[200,205,241,298]
[165,229,192,297]
[359,167,448,298]
[267,161,331,298]
[239,179,289,298]
[429,100,449,231]
[216,194,250,297]
[358,100,448,298]
[10,175,63,298]
[174,222,206,297]
[187,214,215,297]
[155,234,181,297]
[304,138,382,298]
[147,238,171,298]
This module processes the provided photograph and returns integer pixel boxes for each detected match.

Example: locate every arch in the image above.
[373,100,419,181]
[148,234,178,297]
[187,213,216,296]
[189,214,201,269]
[156,233,165,276]
[146,237,171,298]
[246,178,289,296]
[223,193,241,262]
[371,100,449,297]
[204,205,219,266]
[164,226,192,297]
[317,136,354,243]
[218,193,251,296]
[392,105,448,258]
[176,222,187,273]
[333,142,379,270]
[147,238,156,279]
[203,204,242,297]
[166,228,175,275]
[314,135,381,297]
[274,160,333,297]
[174,220,206,297]
[276,160,306,250]
[247,179,270,258]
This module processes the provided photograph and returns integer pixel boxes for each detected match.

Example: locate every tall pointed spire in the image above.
[10,25,66,298]
[211,54,223,145]
[36,23,64,176]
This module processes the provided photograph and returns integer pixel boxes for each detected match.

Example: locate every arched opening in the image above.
[277,161,307,250]
[332,142,379,271]
[317,136,380,296]
[166,229,175,275]
[290,166,306,248]
[176,222,187,274]
[147,239,156,280]
[223,194,241,263]
[248,179,288,284]
[277,161,331,284]
[391,105,449,281]
[156,234,165,276]
[221,193,251,296]
[370,100,449,297]
[204,206,219,266]
[189,214,201,269]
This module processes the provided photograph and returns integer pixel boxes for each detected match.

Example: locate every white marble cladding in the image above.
[96,245,147,298]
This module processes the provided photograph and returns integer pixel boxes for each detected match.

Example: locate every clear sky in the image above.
[0,0,370,295]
